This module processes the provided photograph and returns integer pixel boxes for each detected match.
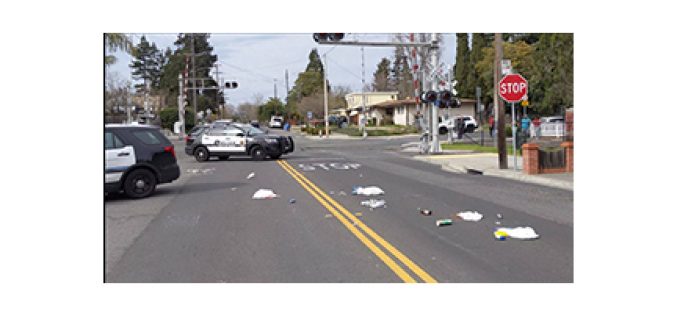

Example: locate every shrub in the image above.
[159,108,195,131]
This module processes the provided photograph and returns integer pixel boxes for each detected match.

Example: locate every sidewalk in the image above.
[300,133,419,141]
[412,152,573,191]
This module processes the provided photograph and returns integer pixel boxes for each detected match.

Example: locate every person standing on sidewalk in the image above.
[532,116,541,139]
[521,115,531,138]
[488,115,495,138]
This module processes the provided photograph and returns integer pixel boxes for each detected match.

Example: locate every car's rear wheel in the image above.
[269,153,282,159]
[195,147,209,162]
[123,169,157,199]
[250,146,266,161]
[218,155,229,160]
[439,126,448,135]
[466,125,476,133]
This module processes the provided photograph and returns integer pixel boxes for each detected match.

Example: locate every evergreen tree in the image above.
[130,35,162,95]
[286,48,326,119]
[453,33,471,97]
[467,33,492,104]
[372,57,394,91]
[157,33,222,113]
[392,46,414,99]
[531,33,573,114]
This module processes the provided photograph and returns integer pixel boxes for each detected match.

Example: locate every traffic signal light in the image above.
[438,90,460,108]
[224,81,238,89]
[313,33,345,42]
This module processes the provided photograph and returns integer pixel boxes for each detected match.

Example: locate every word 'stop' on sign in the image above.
[498,74,528,103]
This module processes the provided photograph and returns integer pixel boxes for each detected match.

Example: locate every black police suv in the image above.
[105,124,180,198]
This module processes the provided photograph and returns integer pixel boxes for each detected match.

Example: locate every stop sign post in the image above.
[498,73,528,171]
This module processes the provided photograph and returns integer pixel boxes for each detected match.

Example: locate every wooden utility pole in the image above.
[494,33,508,169]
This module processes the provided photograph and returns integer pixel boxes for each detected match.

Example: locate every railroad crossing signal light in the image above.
[421,90,437,103]
[224,81,238,89]
[313,33,345,42]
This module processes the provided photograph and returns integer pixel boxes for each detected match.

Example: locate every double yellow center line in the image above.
[277,160,437,283]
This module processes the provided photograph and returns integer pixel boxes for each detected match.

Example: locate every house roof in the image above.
[371,98,477,108]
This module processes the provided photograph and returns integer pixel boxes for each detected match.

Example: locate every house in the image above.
[344,91,399,125]
[369,97,480,126]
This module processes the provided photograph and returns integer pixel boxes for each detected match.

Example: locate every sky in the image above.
[108,33,457,106]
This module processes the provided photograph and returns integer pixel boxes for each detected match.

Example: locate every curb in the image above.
[440,163,573,191]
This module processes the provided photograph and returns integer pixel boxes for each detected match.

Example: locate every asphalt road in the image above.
[105,130,573,283]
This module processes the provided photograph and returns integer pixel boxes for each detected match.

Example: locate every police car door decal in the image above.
[203,129,246,153]
[105,145,136,183]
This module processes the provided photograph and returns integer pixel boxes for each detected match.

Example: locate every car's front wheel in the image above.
[194,147,210,162]
[250,146,266,161]
[439,126,448,135]
[123,169,157,198]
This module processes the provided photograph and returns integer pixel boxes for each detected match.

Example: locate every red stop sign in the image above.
[498,74,528,103]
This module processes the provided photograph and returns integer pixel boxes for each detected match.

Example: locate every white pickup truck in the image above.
[439,115,478,135]
[269,115,284,128]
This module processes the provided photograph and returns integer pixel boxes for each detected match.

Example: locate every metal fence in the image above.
[531,122,566,138]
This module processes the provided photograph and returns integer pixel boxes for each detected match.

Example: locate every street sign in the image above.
[307,111,313,120]
[498,74,528,103]
[521,100,529,107]
[501,59,512,75]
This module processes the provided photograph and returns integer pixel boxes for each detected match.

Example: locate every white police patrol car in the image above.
[185,123,294,162]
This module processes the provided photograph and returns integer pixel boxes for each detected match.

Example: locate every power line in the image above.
[328,59,363,81]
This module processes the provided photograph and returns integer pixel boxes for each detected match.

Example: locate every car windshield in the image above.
[242,126,265,135]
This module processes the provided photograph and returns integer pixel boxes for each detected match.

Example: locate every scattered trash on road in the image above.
[496,213,503,219]
[251,189,278,199]
[329,191,335,195]
[338,191,347,196]
[359,173,363,178]
[289,198,296,204]
[494,227,540,240]
[360,199,386,209]
[324,214,333,218]
[418,208,432,216]
[231,187,237,191]
[354,212,363,217]
[246,172,256,180]
[436,219,453,227]
[352,186,385,196]
[456,211,483,222]
[495,221,501,225]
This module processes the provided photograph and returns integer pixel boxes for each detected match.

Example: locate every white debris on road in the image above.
[360,199,387,209]
[251,189,278,200]
[352,186,385,196]
[456,211,483,222]
[494,227,540,240]
[246,172,255,180]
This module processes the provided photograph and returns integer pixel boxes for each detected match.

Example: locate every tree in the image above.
[257,97,286,122]
[287,48,326,119]
[453,33,472,97]
[466,33,492,103]
[130,36,162,95]
[330,85,351,110]
[156,33,222,114]
[391,46,414,99]
[372,58,394,91]
[104,33,133,67]
[105,72,131,116]
[530,33,573,114]
[475,40,535,113]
